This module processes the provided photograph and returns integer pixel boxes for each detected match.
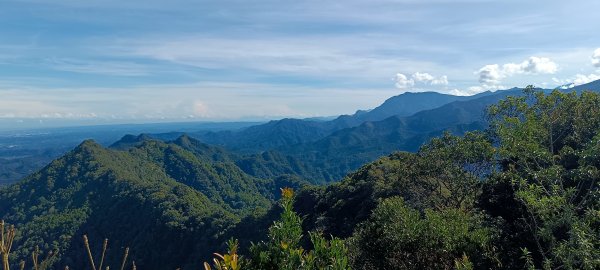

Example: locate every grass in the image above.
[1,220,134,270]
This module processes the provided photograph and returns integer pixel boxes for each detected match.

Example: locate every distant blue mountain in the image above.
[4,80,600,185]
[276,80,600,181]
[196,90,495,151]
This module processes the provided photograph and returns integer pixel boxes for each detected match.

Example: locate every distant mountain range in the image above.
[2,80,600,186]
[182,80,600,182]
[2,80,600,269]
[195,90,496,151]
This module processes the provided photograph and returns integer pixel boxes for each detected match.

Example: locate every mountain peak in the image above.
[173,133,196,146]
[75,139,103,151]
[109,133,155,150]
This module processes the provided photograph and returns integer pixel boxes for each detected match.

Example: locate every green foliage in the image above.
[2,87,600,269]
[0,139,277,269]
[454,254,474,270]
[348,197,494,270]
[247,188,349,270]
[295,88,600,269]
[485,87,600,269]
[204,239,243,270]
[295,131,494,237]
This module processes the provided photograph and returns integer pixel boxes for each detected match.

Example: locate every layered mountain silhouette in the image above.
[196,90,495,151]
[193,81,600,182]
[2,80,600,269]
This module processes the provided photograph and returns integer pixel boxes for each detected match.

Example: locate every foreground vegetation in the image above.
[295,87,600,269]
[1,87,599,269]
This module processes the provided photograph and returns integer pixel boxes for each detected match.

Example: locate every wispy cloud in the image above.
[1,0,600,121]
[0,82,397,120]
[105,35,447,84]
[42,58,152,76]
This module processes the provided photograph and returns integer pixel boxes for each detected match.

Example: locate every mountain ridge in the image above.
[194,89,498,151]
[0,138,285,269]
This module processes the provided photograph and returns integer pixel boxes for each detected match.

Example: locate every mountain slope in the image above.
[196,91,491,151]
[279,82,600,182]
[198,80,600,155]
[110,133,319,185]
[196,118,334,152]
[0,139,277,269]
[334,90,495,125]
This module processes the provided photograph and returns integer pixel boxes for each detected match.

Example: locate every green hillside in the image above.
[0,139,276,269]
[1,88,599,269]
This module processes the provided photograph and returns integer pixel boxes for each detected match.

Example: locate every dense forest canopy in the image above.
[297,88,600,269]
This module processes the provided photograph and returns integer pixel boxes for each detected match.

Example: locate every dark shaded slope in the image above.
[0,140,237,269]
[169,134,317,183]
[127,139,272,211]
[110,133,317,184]
[572,79,600,92]
[197,118,333,152]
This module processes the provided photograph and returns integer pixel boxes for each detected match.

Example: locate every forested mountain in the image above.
[293,89,600,269]
[264,82,600,182]
[4,82,600,187]
[110,134,323,184]
[0,90,485,186]
[197,118,335,152]
[197,80,600,159]
[0,122,260,186]
[1,88,599,269]
[98,82,600,185]
[337,90,495,125]
[0,138,289,269]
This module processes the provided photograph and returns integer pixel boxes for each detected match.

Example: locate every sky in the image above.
[1,0,600,125]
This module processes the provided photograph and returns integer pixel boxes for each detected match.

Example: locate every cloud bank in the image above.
[551,49,600,88]
[394,72,448,91]
[477,57,558,85]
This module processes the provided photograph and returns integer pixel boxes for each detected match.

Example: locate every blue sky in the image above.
[1,0,599,124]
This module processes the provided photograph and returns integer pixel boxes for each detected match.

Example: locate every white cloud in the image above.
[551,72,600,88]
[503,57,558,74]
[394,73,415,89]
[411,72,434,83]
[449,83,509,96]
[593,48,600,68]
[432,75,449,86]
[477,56,558,86]
[477,64,503,84]
[448,88,473,96]
[573,73,600,86]
[395,72,448,90]
[113,35,444,84]
[0,82,400,121]
[192,100,211,118]
[412,72,448,85]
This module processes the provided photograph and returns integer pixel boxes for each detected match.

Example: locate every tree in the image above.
[208,188,349,270]
[348,197,494,270]
[486,87,600,269]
